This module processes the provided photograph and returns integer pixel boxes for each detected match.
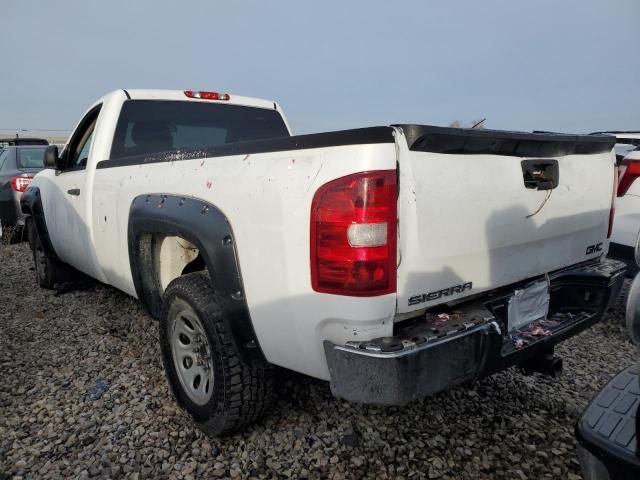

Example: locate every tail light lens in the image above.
[10,175,33,192]
[310,170,397,296]
[608,165,618,239]
[184,90,230,101]
[617,159,640,197]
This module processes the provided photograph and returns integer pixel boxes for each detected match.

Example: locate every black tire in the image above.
[160,272,273,436]
[33,232,56,289]
[626,274,640,346]
[12,226,26,244]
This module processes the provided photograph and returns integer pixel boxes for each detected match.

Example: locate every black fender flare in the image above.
[128,194,267,365]
[19,186,58,258]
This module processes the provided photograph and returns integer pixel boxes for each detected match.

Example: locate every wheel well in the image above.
[131,233,209,320]
[153,234,205,295]
[127,194,267,366]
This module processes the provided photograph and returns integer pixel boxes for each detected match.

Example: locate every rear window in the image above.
[110,100,290,159]
[16,147,46,169]
[0,149,8,170]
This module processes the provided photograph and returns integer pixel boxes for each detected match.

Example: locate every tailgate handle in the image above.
[521,159,559,190]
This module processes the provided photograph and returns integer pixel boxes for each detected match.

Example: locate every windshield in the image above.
[16,147,46,169]
[110,100,290,159]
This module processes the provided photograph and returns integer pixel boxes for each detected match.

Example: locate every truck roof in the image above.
[0,137,49,146]
[124,89,278,111]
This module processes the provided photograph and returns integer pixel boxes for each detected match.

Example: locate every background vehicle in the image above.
[0,137,49,147]
[593,131,640,275]
[598,131,640,162]
[22,89,624,436]
[0,145,47,240]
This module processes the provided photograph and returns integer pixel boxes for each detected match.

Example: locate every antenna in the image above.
[471,118,486,129]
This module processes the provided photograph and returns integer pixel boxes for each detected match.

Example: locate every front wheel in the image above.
[159,272,273,436]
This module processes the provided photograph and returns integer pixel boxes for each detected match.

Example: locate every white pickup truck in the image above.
[22,89,625,436]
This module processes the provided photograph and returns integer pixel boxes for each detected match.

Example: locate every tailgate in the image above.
[394,125,616,315]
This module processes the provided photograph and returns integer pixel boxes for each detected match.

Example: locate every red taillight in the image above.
[10,175,33,192]
[183,90,230,101]
[617,159,640,197]
[310,170,397,296]
[608,165,618,239]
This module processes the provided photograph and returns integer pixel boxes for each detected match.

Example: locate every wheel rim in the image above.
[35,246,46,282]
[169,305,214,405]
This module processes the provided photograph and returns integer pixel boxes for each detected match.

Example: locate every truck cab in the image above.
[36,89,291,287]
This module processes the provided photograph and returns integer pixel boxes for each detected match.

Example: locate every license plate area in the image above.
[507,280,550,332]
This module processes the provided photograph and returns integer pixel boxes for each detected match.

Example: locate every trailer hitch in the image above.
[519,351,563,378]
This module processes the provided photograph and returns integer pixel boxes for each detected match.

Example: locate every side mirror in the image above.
[44,145,59,169]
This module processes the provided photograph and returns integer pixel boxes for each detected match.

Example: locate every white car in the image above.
[593,131,640,275]
[21,89,625,435]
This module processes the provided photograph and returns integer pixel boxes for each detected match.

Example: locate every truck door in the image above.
[44,105,102,278]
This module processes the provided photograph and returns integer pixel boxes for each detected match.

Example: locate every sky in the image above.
[1,0,639,137]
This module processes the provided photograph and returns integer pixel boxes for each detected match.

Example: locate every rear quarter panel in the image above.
[93,142,398,380]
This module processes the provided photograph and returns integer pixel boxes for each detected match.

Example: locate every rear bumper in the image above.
[0,190,25,228]
[324,258,626,405]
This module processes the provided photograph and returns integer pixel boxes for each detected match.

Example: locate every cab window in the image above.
[110,100,289,159]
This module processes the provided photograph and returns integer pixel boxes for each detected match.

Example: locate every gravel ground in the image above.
[0,242,637,480]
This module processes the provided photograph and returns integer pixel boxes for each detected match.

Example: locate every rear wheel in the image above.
[33,233,56,289]
[160,272,273,436]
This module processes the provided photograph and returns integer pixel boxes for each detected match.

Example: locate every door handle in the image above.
[521,159,559,190]
[67,188,80,196]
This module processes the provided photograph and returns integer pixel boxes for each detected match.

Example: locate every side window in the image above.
[62,105,101,171]
[71,124,96,169]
